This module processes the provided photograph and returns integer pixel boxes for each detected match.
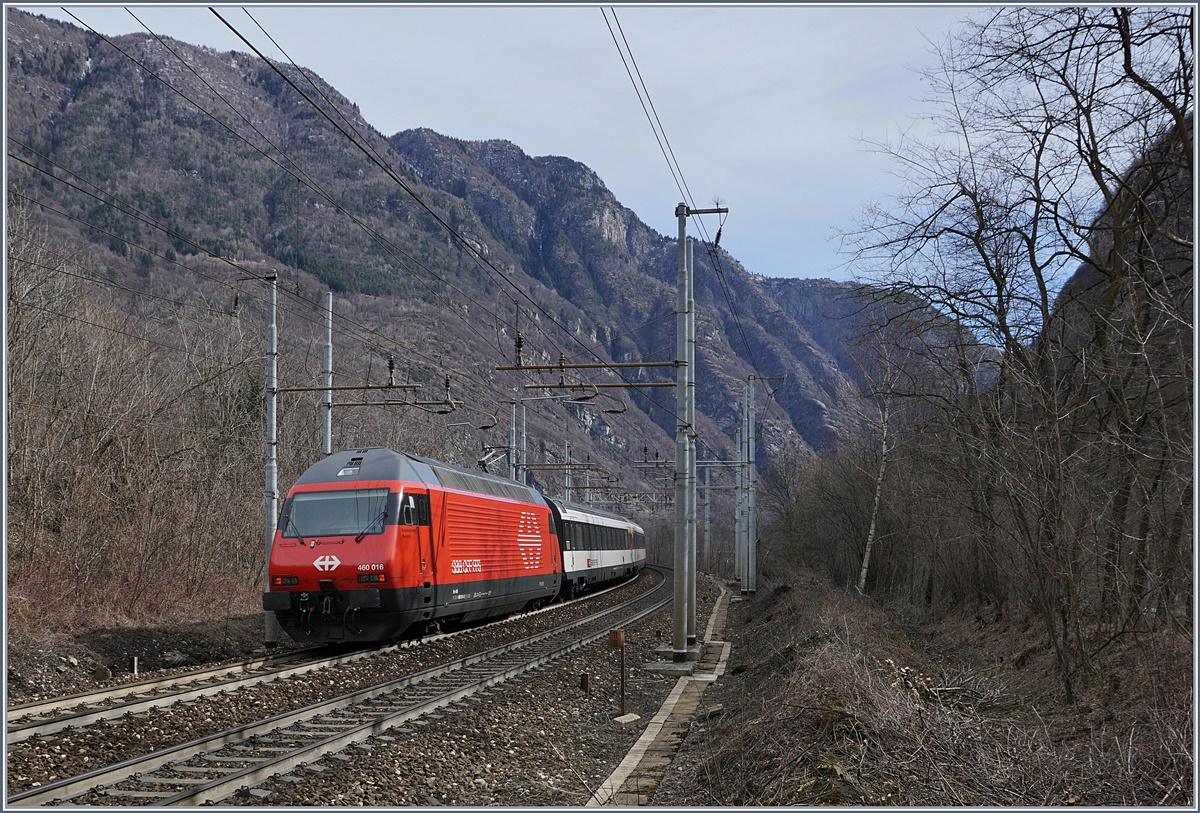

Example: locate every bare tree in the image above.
[842,7,1192,700]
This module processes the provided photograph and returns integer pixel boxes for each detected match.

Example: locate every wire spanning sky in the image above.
[13,3,977,281]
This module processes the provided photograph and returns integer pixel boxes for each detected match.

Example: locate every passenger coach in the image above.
[547,499,646,598]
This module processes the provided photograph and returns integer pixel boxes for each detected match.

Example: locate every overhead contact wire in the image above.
[215,7,683,421]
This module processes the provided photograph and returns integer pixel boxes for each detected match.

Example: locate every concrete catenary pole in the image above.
[673,203,690,661]
[703,465,711,574]
[729,417,739,589]
[322,292,333,457]
[748,376,758,594]
[686,237,698,645]
[509,402,518,481]
[264,272,279,649]
[735,416,745,587]
[564,441,573,502]
[521,405,528,485]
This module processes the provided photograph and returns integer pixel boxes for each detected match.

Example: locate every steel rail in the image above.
[163,583,669,806]
[6,574,638,745]
[6,649,318,723]
[7,568,667,807]
[5,645,393,746]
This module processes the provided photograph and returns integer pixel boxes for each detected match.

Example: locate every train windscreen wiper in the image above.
[354,510,387,543]
[284,514,308,546]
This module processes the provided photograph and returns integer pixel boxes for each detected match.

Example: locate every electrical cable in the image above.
[603,7,764,379]
[29,10,721,476]
[135,8,667,446]
[9,146,485,376]
[212,7,694,430]
[53,10,512,360]
[88,8,516,352]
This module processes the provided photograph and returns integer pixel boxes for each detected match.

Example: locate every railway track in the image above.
[6,645,354,745]
[7,568,669,807]
[7,571,645,745]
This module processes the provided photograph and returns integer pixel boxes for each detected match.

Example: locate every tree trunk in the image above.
[856,416,889,594]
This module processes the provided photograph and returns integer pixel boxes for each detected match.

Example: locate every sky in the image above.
[12,3,981,281]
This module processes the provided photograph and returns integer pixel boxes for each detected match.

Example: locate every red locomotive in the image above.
[263,447,644,643]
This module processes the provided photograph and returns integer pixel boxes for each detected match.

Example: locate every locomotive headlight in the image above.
[272,575,299,586]
[357,574,386,584]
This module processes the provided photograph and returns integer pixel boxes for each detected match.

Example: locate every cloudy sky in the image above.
[16,3,980,281]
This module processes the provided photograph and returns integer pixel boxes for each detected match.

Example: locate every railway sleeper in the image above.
[10,571,666,809]
[102,790,176,799]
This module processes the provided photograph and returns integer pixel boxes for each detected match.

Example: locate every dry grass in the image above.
[5,572,262,651]
[655,569,1193,806]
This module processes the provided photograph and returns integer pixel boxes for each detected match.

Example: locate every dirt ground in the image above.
[653,568,1194,807]
[6,614,301,703]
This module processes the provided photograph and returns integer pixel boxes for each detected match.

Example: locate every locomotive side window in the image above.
[401,493,431,526]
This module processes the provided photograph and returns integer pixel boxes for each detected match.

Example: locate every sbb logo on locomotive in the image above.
[313,555,341,572]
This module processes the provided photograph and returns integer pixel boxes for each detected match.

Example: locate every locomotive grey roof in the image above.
[293,448,440,487]
[410,454,542,504]
[292,448,544,506]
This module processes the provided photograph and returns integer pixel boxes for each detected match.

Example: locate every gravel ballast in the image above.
[7,572,722,806]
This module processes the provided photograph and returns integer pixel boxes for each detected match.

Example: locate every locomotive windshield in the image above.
[282,488,392,538]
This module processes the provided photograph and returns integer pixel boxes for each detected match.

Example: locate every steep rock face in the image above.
[391,129,674,322]
[7,7,921,470]
[388,128,867,452]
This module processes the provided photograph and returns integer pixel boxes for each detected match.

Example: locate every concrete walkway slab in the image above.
[586,583,733,807]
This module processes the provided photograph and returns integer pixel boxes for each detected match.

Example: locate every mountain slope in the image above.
[6,8,899,485]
